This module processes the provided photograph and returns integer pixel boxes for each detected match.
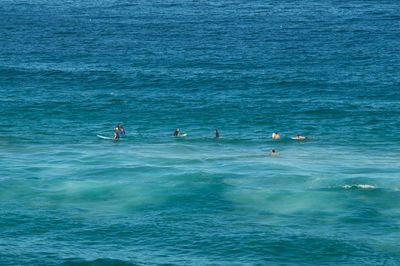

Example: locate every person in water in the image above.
[270,149,278,155]
[113,127,120,140]
[117,123,125,135]
[292,134,306,140]
[272,132,280,139]
[173,128,180,136]
[215,129,219,138]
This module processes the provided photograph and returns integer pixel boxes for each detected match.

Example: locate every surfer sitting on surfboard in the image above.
[173,128,180,136]
[215,129,219,138]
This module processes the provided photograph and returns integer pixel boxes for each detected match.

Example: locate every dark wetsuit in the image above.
[173,130,179,136]
[215,131,220,138]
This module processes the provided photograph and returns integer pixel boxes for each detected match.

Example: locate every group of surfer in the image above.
[113,124,220,140]
[112,124,313,156]
[269,131,316,156]
[272,131,313,140]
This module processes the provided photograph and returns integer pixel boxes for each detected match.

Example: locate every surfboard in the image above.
[291,137,315,140]
[179,133,187,137]
[97,135,113,140]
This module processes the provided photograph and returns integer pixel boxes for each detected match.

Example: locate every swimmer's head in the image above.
[272,149,276,153]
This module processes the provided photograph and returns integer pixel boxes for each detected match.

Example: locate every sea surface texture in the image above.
[1,0,400,264]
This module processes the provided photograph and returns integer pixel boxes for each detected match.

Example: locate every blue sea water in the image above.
[1,0,400,264]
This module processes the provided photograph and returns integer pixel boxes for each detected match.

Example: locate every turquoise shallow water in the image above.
[1,0,400,264]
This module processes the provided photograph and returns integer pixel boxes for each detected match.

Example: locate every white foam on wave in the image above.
[342,184,376,189]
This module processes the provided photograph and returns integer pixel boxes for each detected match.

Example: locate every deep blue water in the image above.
[1,0,400,264]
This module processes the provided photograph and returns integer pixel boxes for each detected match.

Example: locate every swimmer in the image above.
[270,149,278,155]
[113,127,119,140]
[214,129,220,138]
[173,128,180,136]
[272,132,280,139]
[292,134,306,140]
[117,123,125,135]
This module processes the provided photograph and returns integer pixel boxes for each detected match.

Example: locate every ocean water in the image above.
[1,0,400,264]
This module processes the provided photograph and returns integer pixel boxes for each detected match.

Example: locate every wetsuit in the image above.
[215,131,220,138]
[174,130,179,136]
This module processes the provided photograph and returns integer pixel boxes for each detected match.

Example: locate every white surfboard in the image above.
[174,133,187,137]
[97,135,114,140]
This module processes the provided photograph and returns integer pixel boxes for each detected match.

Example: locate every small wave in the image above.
[342,184,376,189]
